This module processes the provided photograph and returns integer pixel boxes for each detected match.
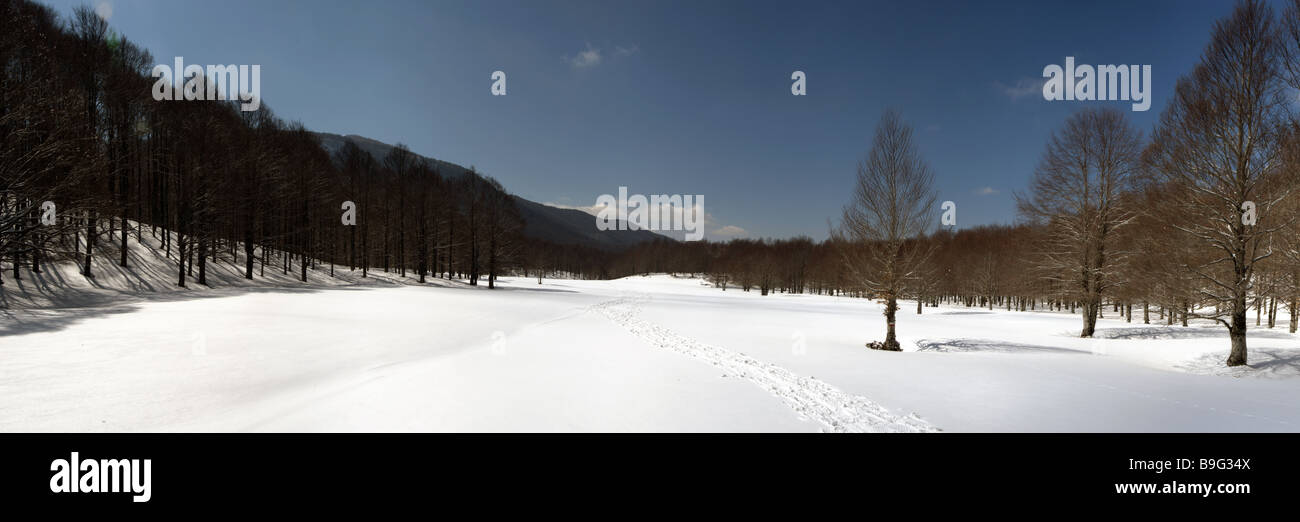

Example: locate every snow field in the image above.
[2,271,1298,432]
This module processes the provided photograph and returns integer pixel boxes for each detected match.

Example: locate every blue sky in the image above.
[42,0,1264,239]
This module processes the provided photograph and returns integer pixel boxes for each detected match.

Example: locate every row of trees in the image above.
[4,0,1296,368]
[596,0,1300,367]
[1018,0,1300,366]
[1,0,527,293]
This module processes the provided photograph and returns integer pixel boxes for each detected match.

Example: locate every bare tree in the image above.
[69,5,108,278]
[1016,108,1142,337]
[834,110,937,351]
[1273,0,1300,333]
[480,177,521,289]
[383,144,414,278]
[1146,0,1294,366]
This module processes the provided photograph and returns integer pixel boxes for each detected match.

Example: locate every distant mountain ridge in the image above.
[313,132,669,251]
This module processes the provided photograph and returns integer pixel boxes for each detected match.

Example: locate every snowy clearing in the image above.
[2,265,1298,432]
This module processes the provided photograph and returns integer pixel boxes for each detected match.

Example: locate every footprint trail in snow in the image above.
[592,295,938,433]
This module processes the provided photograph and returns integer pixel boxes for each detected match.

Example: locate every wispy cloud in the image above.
[994,77,1044,101]
[95,1,113,20]
[712,225,747,237]
[565,43,639,69]
[566,43,603,69]
[974,186,1000,196]
[544,201,605,215]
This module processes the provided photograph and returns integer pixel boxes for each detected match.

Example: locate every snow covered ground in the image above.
[2,249,1298,432]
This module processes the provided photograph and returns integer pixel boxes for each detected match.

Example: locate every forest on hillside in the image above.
[0,0,535,291]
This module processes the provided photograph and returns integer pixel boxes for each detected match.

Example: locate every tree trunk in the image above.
[83,211,95,277]
[1289,294,1298,334]
[1226,303,1248,367]
[119,212,128,268]
[197,236,207,286]
[1080,296,1099,338]
[176,234,186,287]
[244,223,255,280]
[878,296,902,351]
[487,233,496,289]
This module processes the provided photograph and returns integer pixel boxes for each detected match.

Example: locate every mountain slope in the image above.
[314,132,668,251]
[512,197,659,250]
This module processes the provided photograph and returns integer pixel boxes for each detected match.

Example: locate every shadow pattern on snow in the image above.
[1094,326,1297,340]
[0,286,378,338]
[914,338,1083,355]
[0,226,487,337]
[1177,348,1300,378]
[490,285,579,294]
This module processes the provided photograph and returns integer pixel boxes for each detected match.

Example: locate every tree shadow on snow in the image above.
[1179,347,1300,377]
[0,283,373,338]
[1248,350,1300,374]
[915,338,1082,355]
[1094,326,1296,341]
[0,229,428,338]
[489,285,579,294]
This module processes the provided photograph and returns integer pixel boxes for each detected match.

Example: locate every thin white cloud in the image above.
[975,186,999,196]
[567,43,602,69]
[544,201,605,215]
[95,1,113,20]
[995,77,1044,101]
[566,43,639,69]
[712,225,747,237]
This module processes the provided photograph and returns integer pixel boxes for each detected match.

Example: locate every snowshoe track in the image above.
[593,296,937,433]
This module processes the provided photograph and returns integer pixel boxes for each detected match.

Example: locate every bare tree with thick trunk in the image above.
[1147,0,1294,366]
[1016,108,1142,337]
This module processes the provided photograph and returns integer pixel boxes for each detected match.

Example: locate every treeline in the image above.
[1,0,528,290]
[601,210,1298,333]
[5,0,1299,367]
[598,1,1300,367]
